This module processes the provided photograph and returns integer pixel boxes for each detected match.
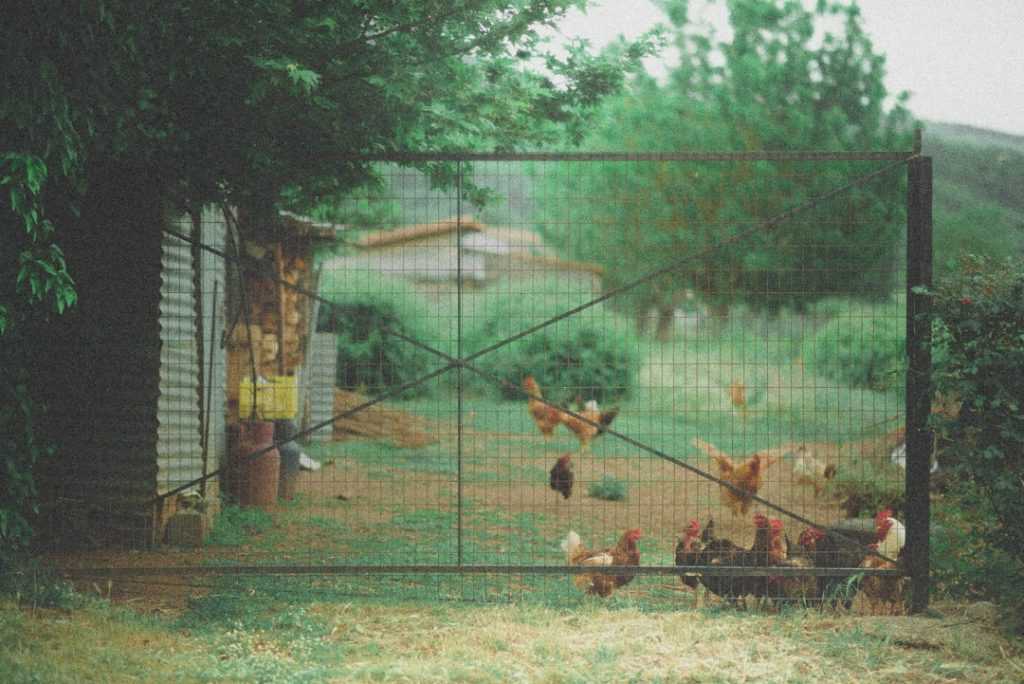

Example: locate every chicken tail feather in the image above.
[562,530,583,563]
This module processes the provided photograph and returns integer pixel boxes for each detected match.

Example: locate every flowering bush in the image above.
[929,254,1024,627]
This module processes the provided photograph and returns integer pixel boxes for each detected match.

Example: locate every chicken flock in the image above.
[525,376,908,610]
[674,509,906,611]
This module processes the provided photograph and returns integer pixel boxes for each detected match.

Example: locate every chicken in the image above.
[560,398,619,456]
[789,444,839,498]
[729,378,748,418]
[765,520,819,605]
[523,376,562,439]
[859,509,907,615]
[677,515,774,608]
[562,528,643,598]
[795,525,867,609]
[549,452,574,499]
[674,520,703,589]
[692,438,779,517]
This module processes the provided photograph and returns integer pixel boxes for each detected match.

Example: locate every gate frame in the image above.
[78,141,933,612]
[905,130,934,613]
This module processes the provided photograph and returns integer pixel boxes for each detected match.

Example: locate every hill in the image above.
[922,121,1024,271]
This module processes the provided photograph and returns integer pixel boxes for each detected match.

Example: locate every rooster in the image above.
[560,398,619,456]
[859,509,907,615]
[549,453,574,499]
[523,376,562,439]
[562,528,642,598]
[692,438,779,517]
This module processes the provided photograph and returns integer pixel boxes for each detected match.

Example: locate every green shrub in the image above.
[317,269,438,398]
[0,558,78,610]
[929,254,1024,628]
[801,306,905,390]
[467,277,638,403]
[587,476,627,501]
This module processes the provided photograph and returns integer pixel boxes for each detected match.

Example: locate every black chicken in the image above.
[549,452,574,499]
[676,516,774,607]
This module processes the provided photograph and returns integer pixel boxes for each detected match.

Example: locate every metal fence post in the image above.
[905,133,933,613]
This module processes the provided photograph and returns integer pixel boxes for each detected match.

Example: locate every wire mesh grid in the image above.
[66,151,929,612]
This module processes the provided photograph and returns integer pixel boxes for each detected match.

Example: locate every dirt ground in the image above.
[43,419,868,615]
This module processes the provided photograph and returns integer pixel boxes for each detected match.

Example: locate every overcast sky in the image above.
[551,0,1024,137]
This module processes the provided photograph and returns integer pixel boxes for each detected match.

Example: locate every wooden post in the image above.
[275,240,286,376]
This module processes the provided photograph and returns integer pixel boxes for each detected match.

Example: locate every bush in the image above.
[317,269,437,398]
[587,476,627,501]
[0,558,78,610]
[931,482,1024,634]
[467,277,638,403]
[1,349,42,568]
[929,254,1024,626]
[801,305,905,390]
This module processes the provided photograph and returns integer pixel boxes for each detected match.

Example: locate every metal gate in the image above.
[75,138,933,612]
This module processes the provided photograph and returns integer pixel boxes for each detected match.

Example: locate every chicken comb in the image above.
[875,508,893,525]
[685,520,700,537]
[769,518,784,530]
[752,513,769,527]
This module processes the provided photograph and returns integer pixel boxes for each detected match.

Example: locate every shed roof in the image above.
[513,253,606,277]
[356,218,486,248]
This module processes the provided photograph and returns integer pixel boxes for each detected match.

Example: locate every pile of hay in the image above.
[331,389,440,448]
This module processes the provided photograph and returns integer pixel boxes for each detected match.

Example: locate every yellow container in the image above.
[238,375,299,420]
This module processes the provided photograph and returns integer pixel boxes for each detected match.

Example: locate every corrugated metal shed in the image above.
[195,208,228,495]
[156,219,203,495]
[303,332,338,441]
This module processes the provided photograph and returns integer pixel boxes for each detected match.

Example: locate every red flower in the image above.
[961,296,972,305]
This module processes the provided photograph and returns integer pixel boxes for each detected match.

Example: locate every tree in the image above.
[0,0,655,559]
[540,0,914,333]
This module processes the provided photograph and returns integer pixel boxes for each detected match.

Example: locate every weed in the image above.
[0,558,78,611]
[587,476,628,501]
[207,502,274,547]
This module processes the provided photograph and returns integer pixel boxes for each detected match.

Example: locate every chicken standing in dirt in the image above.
[677,516,774,607]
[859,509,907,615]
[560,398,619,456]
[766,519,819,604]
[523,376,563,439]
[562,528,642,598]
[692,438,779,517]
[549,453,574,499]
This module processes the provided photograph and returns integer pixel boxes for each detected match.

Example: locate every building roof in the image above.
[276,210,344,240]
[514,253,605,277]
[356,218,486,248]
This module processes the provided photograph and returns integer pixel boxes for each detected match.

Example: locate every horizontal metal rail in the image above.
[341,150,918,163]
[63,564,906,578]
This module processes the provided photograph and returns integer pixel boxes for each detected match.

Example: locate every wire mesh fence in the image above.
[62,148,932,612]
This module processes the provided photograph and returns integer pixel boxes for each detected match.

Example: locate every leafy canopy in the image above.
[539,0,914,323]
[0,0,656,559]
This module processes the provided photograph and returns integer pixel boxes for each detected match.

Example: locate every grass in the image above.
[3,594,1023,683]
